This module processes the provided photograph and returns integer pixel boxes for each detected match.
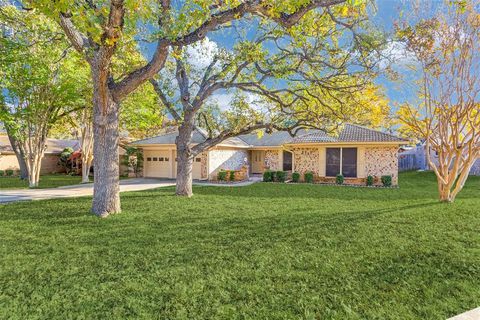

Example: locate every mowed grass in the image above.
[0,172,479,319]
[0,174,87,189]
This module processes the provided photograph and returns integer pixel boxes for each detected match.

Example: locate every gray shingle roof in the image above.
[0,135,80,154]
[239,124,405,146]
[238,130,295,147]
[132,124,405,148]
[290,124,405,144]
[132,130,206,145]
[132,130,250,148]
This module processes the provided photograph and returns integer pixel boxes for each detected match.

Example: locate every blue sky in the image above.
[141,0,441,112]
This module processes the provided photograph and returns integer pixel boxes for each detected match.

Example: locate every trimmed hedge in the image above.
[291,172,300,183]
[381,175,392,187]
[0,170,4,177]
[229,170,235,181]
[366,175,374,186]
[5,169,14,177]
[275,171,287,182]
[263,170,274,182]
[336,174,344,185]
[217,170,227,181]
[304,171,314,183]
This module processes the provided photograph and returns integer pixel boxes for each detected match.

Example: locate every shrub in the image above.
[0,170,4,177]
[291,172,300,183]
[366,175,374,186]
[336,174,344,185]
[5,169,14,177]
[217,170,227,181]
[381,175,392,187]
[263,170,274,182]
[229,170,235,181]
[275,171,287,182]
[58,147,74,173]
[304,171,314,183]
[123,147,144,177]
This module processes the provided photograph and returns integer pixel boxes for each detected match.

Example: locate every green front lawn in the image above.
[0,174,88,189]
[0,172,479,319]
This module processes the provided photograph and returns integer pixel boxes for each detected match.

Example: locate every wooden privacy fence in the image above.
[399,154,418,172]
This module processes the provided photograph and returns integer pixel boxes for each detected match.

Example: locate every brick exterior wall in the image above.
[208,148,249,180]
[200,152,208,179]
[289,145,400,185]
[364,146,399,185]
[291,147,320,177]
[0,154,64,174]
[264,150,281,170]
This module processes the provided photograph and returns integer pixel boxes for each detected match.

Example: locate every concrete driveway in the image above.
[0,178,175,204]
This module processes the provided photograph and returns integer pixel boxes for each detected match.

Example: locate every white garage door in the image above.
[144,151,172,178]
[172,152,203,180]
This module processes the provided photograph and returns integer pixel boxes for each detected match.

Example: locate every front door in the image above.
[251,150,264,174]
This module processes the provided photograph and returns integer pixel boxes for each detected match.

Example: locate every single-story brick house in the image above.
[132,124,407,186]
[0,135,80,174]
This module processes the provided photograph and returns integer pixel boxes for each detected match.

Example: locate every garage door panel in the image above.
[145,151,172,178]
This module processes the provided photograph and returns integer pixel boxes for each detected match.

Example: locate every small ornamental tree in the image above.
[397,2,480,202]
[0,6,86,187]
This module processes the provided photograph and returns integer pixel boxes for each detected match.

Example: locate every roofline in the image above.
[133,140,407,150]
[285,141,407,146]
[131,143,251,149]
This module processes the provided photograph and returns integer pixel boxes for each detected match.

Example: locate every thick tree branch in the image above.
[59,13,93,61]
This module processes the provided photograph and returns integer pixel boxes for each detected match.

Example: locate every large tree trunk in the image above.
[6,131,28,179]
[91,68,121,217]
[175,114,195,197]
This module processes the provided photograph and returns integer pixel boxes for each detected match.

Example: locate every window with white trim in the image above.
[326,148,357,178]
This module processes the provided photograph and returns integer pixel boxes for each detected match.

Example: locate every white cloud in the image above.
[380,40,418,69]
[208,91,268,112]
[185,37,219,69]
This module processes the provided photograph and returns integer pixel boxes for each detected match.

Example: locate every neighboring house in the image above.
[399,142,480,176]
[132,124,407,185]
[0,135,80,174]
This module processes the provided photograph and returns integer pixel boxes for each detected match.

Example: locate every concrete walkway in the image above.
[0,177,262,204]
[448,307,480,320]
[0,178,175,204]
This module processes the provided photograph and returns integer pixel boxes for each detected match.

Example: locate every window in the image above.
[153,157,158,161]
[159,157,164,162]
[195,158,201,162]
[342,148,357,177]
[147,157,152,162]
[283,151,292,171]
[326,148,357,178]
[326,148,341,177]
[165,157,169,162]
